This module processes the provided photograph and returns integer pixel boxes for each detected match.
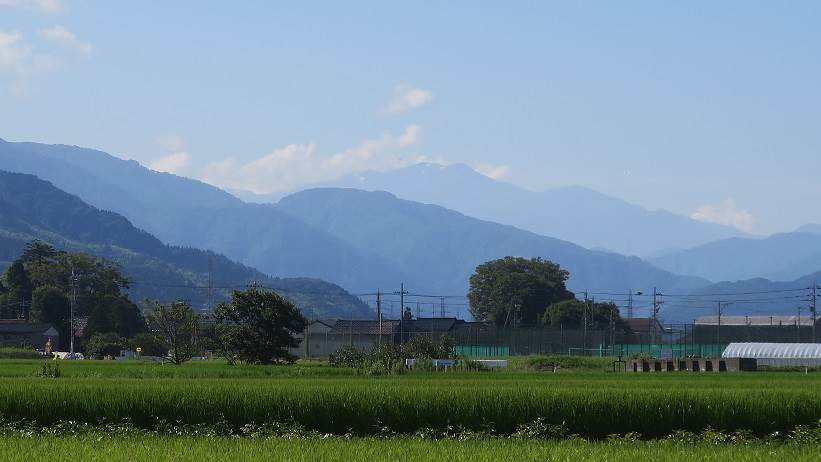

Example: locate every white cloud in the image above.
[39,26,92,56]
[201,125,441,194]
[149,134,191,174]
[0,0,64,13]
[474,163,511,180]
[690,198,755,232]
[0,30,58,95]
[150,152,190,174]
[386,84,434,114]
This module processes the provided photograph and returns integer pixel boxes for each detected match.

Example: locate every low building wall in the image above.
[626,357,756,372]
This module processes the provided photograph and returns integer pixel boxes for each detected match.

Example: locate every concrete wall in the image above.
[626,357,755,372]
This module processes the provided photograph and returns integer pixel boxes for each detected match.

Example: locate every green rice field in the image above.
[0,435,818,462]
[0,358,818,460]
[0,359,819,437]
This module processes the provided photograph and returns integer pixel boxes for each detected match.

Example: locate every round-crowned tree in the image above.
[214,288,306,364]
[468,257,574,326]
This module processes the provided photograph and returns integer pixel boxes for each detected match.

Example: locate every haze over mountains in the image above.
[0,169,370,319]
[666,272,819,323]
[241,163,750,257]
[276,188,713,319]
[0,139,402,291]
[651,231,821,283]
[2,138,820,322]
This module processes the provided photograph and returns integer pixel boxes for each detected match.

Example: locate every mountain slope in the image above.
[0,170,371,319]
[795,223,821,235]
[266,163,750,256]
[651,232,821,282]
[277,188,710,318]
[660,272,818,322]
[0,139,401,289]
[0,138,714,320]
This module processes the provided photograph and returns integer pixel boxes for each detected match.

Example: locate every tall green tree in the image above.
[29,285,71,347]
[214,288,305,364]
[2,241,141,340]
[2,259,33,319]
[542,299,625,330]
[144,300,198,365]
[468,257,574,326]
[85,294,146,339]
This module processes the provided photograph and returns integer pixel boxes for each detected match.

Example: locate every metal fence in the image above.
[295,322,819,358]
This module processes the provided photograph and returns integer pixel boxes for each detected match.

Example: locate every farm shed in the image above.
[722,342,821,367]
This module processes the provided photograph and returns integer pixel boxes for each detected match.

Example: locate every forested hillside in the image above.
[0,170,371,319]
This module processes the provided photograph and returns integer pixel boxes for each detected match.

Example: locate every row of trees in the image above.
[1,241,307,364]
[467,256,628,332]
[0,241,145,349]
[146,288,306,364]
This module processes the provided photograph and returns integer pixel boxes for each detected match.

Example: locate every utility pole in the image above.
[608,302,616,352]
[394,283,408,344]
[651,288,663,345]
[70,268,78,359]
[376,289,382,347]
[627,290,634,320]
[207,257,214,312]
[717,300,731,346]
[582,291,589,354]
[811,284,817,343]
[440,297,446,318]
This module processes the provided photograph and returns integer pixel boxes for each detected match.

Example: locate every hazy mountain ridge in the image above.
[5,138,781,322]
[269,163,751,257]
[0,139,403,290]
[661,271,820,322]
[651,232,821,282]
[277,188,710,318]
[0,170,371,319]
[795,223,821,234]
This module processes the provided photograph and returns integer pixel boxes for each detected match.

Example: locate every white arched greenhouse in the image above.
[722,342,821,368]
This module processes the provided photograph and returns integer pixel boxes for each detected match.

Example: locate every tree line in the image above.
[1,241,306,364]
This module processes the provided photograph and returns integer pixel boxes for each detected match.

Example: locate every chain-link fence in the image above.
[296,321,819,358]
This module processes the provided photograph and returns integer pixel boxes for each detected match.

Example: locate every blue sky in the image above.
[1,1,820,234]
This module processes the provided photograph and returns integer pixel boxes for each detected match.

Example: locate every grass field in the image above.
[0,435,818,462]
[0,359,819,438]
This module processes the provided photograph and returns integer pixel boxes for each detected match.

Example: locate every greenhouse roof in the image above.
[722,342,821,359]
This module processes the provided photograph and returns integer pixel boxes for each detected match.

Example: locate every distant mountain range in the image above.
[0,169,371,319]
[650,232,821,283]
[241,163,750,257]
[0,139,716,319]
[277,188,711,318]
[0,139,402,291]
[795,223,821,235]
[659,272,818,323]
[4,138,820,322]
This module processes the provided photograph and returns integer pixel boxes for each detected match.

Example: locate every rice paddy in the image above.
[1,434,819,462]
[0,358,818,460]
[0,359,819,437]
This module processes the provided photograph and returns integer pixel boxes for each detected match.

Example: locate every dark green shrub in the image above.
[84,333,125,359]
